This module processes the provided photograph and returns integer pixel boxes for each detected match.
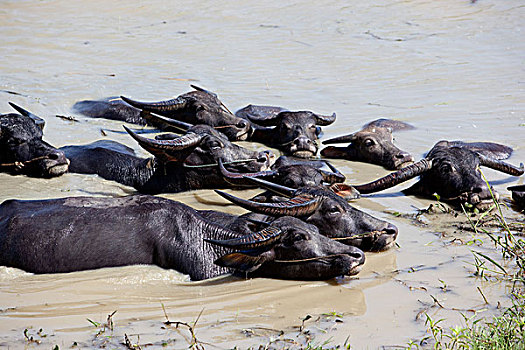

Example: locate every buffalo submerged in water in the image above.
[0,103,69,178]
[0,195,365,281]
[235,104,337,158]
[133,103,337,159]
[61,120,274,194]
[212,180,398,252]
[353,140,524,210]
[321,118,415,170]
[74,91,337,159]
[73,85,252,141]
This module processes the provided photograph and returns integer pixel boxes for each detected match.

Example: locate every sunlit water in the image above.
[1,0,524,348]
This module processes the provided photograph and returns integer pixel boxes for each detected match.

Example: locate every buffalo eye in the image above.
[282,123,292,131]
[440,162,455,173]
[207,141,222,150]
[195,105,209,115]
[283,232,307,246]
[328,206,342,216]
[364,139,375,147]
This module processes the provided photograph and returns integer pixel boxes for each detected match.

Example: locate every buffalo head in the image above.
[236,104,336,158]
[215,180,398,252]
[354,140,524,211]
[124,123,274,190]
[321,118,414,170]
[269,156,345,188]
[121,85,251,141]
[218,155,360,199]
[206,216,365,280]
[0,103,69,178]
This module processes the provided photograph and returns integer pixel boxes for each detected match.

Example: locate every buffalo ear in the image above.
[321,133,357,145]
[315,126,323,138]
[214,252,271,272]
[329,183,360,200]
[320,146,357,160]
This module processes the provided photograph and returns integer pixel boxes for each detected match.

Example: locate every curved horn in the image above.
[190,84,217,98]
[478,154,524,176]
[244,177,297,198]
[314,112,336,126]
[123,125,202,155]
[120,95,187,114]
[243,107,286,126]
[320,161,346,184]
[218,158,277,185]
[8,102,46,131]
[244,217,272,227]
[204,226,282,250]
[353,158,433,194]
[190,84,234,115]
[142,113,193,132]
[322,133,356,145]
[215,190,321,217]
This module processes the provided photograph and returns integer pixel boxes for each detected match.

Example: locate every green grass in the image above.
[408,171,525,350]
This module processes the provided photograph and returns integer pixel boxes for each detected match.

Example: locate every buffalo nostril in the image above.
[471,186,484,194]
[47,151,67,163]
[293,138,312,146]
[237,120,248,129]
[384,224,398,237]
[396,152,409,159]
[349,249,366,264]
[48,152,60,160]
[257,152,272,163]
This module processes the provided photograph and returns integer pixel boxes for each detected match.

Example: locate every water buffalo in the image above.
[0,103,69,178]
[235,104,336,158]
[268,156,345,187]
[0,195,365,281]
[73,85,251,141]
[219,155,360,200]
[72,96,149,125]
[321,118,414,170]
[214,179,398,252]
[507,185,525,209]
[266,156,360,199]
[61,123,273,194]
[219,155,343,186]
[353,140,524,210]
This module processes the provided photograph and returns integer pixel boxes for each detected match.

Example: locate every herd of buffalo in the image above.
[0,85,523,281]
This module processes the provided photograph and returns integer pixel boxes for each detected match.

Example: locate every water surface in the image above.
[1,0,524,348]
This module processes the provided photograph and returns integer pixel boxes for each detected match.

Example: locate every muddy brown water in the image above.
[1,0,524,348]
